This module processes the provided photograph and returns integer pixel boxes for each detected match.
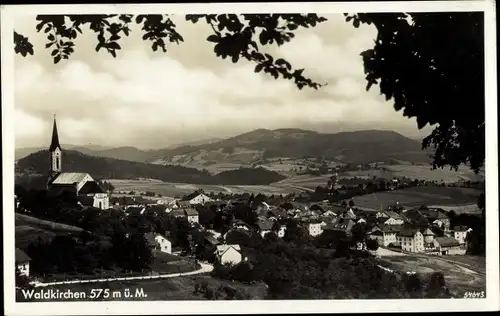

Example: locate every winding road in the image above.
[31,262,214,288]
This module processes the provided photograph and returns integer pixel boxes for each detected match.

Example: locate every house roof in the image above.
[78,181,105,194]
[171,209,185,217]
[257,219,274,231]
[453,226,468,232]
[126,206,144,216]
[435,237,460,247]
[215,244,241,256]
[51,172,90,185]
[15,248,31,263]
[184,208,199,216]
[147,205,168,213]
[111,196,136,206]
[325,219,354,232]
[379,224,402,233]
[401,210,429,226]
[398,227,421,237]
[384,210,403,220]
[204,235,221,245]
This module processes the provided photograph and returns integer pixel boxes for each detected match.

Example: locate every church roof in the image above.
[78,181,105,194]
[49,116,62,152]
[51,172,90,185]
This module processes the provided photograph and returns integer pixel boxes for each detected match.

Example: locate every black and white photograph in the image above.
[2,1,499,314]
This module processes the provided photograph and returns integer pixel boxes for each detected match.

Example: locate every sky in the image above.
[14,14,432,149]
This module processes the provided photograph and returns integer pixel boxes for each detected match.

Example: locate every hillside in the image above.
[152,129,431,166]
[16,150,286,186]
[17,129,431,167]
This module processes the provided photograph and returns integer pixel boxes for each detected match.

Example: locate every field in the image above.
[351,186,482,211]
[107,179,304,198]
[378,253,486,297]
[17,275,269,301]
[344,164,485,183]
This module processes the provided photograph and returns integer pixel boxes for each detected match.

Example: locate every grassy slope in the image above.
[17,275,268,301]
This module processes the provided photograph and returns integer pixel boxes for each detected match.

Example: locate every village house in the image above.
[146,205,169,214]
[145,232,173,254]
[324,218,355,238]
[382,211,404,226]
[184,208,199,224]
[215,244,243,265]
[15,248,31,277]
[257,219,274,237]
[368,225,400,247]
[181,192,213,205]
[433,237,466,255]
[232,219,252,231]
[397,228,425,253]
[453,226,469,246]
[306,220,323,237]
[45,116,110,210]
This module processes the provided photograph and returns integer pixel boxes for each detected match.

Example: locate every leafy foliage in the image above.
[344,12,484,173]
[15,14,326,90]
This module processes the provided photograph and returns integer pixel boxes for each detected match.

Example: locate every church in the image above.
[46,116,110,210]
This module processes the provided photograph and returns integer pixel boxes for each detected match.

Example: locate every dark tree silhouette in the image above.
[14,12,485,172]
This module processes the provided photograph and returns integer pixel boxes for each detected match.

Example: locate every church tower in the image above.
[48,115,62,182]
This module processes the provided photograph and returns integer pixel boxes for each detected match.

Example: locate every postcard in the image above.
[2,1,498,315]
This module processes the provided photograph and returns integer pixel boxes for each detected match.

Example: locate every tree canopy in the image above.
[14,12,485,173]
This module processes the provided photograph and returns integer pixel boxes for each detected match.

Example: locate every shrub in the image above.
[366,239,379,251]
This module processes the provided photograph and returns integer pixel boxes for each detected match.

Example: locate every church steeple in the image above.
[49,114,62,152]
[48,114,62,182]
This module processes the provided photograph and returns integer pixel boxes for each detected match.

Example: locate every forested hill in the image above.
[16,150,286,186]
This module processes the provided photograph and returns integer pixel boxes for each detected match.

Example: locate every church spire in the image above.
[49,114,62,152]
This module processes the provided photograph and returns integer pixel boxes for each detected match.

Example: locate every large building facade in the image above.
[46,115,110,210]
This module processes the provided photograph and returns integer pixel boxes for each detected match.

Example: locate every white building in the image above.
[184,208,199,224]
[215,244,243,265]
[434,237,466,255]
[453,226,469,245]
[154,234,172,254]
[307,221,323,237]
[397,229,424,253]
[188,193,212,205]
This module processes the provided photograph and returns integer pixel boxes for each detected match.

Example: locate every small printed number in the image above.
[464,291,485,299]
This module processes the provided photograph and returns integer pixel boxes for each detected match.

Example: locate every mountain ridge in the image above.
[16,128,430,165]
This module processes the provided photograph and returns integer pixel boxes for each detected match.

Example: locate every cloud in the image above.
[13,14,429,149]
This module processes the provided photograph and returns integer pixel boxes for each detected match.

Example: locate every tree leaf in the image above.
[54,55,61,64]
[207,34,220,43]
[254,63,264,73]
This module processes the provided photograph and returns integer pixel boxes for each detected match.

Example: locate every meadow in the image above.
[107,179,303,198]
[344,164,485,183]
[378,254,486,298]
[351,186,482,211]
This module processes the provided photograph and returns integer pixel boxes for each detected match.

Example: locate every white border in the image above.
[2,1,498,315]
